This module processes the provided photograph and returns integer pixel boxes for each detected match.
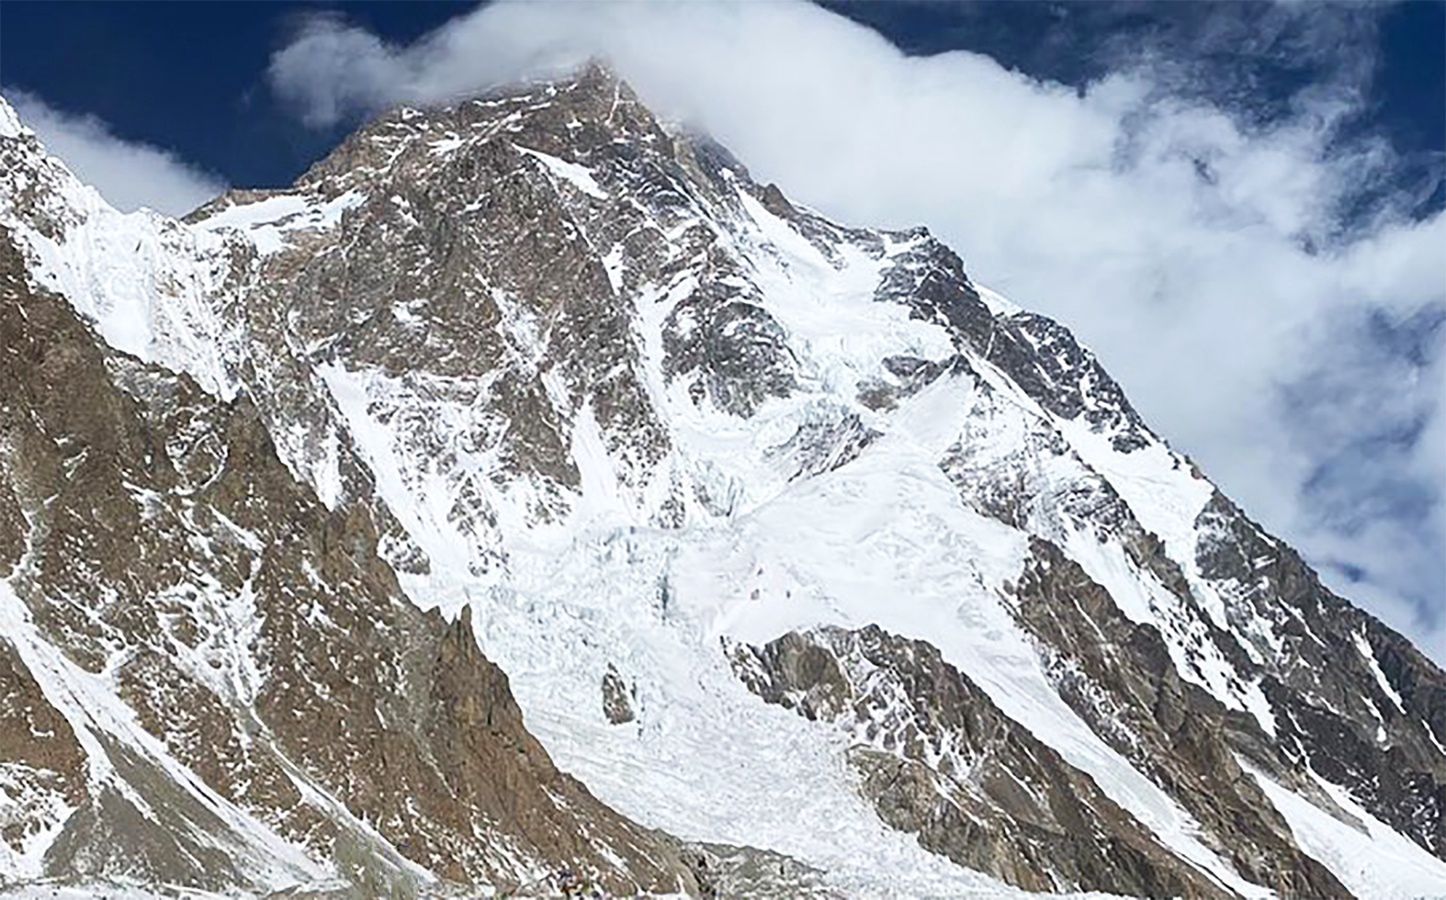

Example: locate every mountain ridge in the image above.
[1,64,1444,898]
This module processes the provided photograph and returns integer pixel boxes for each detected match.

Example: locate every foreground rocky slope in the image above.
[2,67,1445,897]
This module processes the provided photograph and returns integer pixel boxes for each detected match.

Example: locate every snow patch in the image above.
[1353,631,1406,713]
[0,96,26,139]
[514,144,609,199]
[194,190,364,255]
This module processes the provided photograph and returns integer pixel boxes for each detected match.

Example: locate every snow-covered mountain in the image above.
[2,65,1444,898]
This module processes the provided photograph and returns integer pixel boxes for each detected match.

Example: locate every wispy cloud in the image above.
[5,89,225,216]
[268,0,1446,657]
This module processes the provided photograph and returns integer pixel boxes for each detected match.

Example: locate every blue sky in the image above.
[2,0,1444,657]
[3,1,1440,206]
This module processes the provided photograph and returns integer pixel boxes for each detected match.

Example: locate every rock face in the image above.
[1194,491,1446,855]
[2,66,1445,898]
[0,637,86,874]
[1007,539,1347,898]
[0,229,696,896]
[601,663,637,725]
[730,626,1232,897]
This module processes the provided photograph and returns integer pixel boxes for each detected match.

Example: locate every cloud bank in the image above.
[6,89,225,216]
[267,1,1445,657]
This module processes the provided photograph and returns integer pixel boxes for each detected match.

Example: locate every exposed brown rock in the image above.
[5,60,1445,897]
[1012,537,1349,898]
[1196,491,1446,857]
[0,638,87,859]
[602,663,636,725]
[732,626,1230,897]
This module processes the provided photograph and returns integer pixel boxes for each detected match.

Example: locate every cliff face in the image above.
[1,66,1443,898]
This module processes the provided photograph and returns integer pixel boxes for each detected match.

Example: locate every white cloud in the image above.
[267,1,1446,656]
[5,89,226,216]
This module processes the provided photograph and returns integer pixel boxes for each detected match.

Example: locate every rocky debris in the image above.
[731,626,1229,897]
[682,841,837,899]
[601,663,636,725]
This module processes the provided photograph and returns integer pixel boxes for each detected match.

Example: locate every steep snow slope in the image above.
[3,66,1446,898]
[0,107,238,399]
[1246,762,1446,899]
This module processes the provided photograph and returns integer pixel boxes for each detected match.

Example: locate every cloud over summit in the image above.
[5,89,226,216]
[258,1,1446,661]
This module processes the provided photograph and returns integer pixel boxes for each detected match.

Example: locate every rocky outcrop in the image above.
[683,840,836,899]
[1196,492,1446,857]
[731,626,1230,897]
[601,663,636,724]
[0,639,87,872]
[1011,538,1348,897]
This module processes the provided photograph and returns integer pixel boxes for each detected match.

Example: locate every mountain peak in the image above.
[281,59,659,197]
[3,68,1445,899]
[0,94,25,140]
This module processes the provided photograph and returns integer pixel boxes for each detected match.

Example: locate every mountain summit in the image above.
[1,66,1444,898]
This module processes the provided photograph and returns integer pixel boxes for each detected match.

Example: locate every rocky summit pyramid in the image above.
[1,64,1443,899]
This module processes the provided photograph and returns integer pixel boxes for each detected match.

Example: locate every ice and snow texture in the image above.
[1246,763,1446,897]
[0,119,239,398]
[0,582,328,890]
